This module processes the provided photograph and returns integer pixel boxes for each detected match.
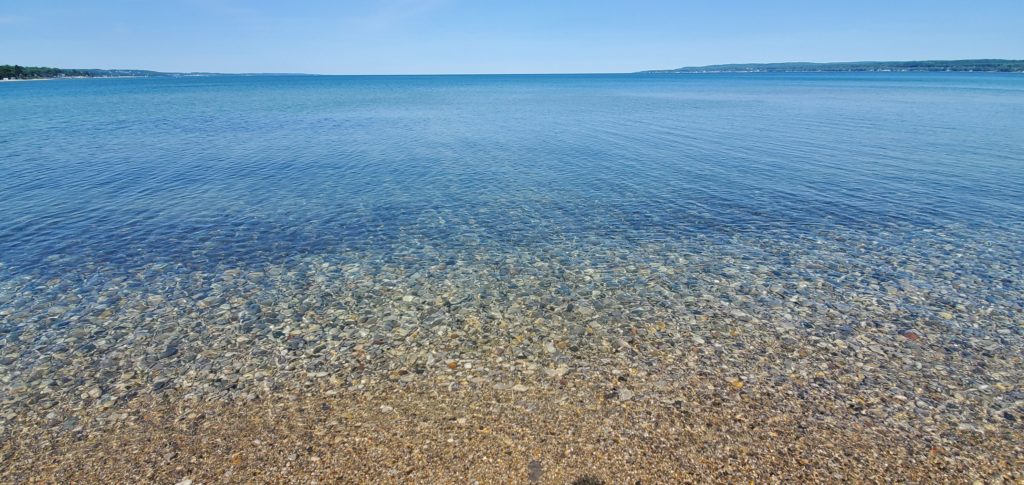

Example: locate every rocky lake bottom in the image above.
[2,73,1023,482]
[2,219,1021,482]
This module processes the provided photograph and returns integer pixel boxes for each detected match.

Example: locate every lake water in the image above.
[1,74,1022,430]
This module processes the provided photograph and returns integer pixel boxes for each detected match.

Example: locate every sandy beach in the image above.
[3,373,1021,483]
[0,78,56,82]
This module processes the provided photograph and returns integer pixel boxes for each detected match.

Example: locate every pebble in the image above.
[527,460,543,482]
[900,329,921,341]
[160,346,179,359]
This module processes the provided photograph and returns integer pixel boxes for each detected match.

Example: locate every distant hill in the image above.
[1,65,307,80]
[79,68,177,77]
[642,59,1024,73]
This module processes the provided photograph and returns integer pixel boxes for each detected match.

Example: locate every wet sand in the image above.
[3,367,1021,483]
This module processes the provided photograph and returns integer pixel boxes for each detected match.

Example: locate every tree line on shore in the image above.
[0,65,92,79]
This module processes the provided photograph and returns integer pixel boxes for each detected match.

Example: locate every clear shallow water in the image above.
[2,74,1023,274]
[1,74,1023,422]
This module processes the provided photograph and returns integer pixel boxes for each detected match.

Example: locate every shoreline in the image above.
[4,377,1021,483]
[0,76,142,83]
[0,77,56,83]
[2,230,1022,481]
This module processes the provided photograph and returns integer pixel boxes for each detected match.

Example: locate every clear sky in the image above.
[2,0,1022,74]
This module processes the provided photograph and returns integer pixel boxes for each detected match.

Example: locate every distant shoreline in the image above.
[4,59,1024,79]
[641,59,1024,74]
[0,76,151,83]
[0,77,55,82]
[641,70,1024,75]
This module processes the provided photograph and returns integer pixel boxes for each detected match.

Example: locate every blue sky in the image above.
[2,0,1022,74]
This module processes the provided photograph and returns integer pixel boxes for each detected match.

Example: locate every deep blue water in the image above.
[2,73,1022,279]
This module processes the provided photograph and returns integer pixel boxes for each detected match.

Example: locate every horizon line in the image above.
[8,57,1022,77]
